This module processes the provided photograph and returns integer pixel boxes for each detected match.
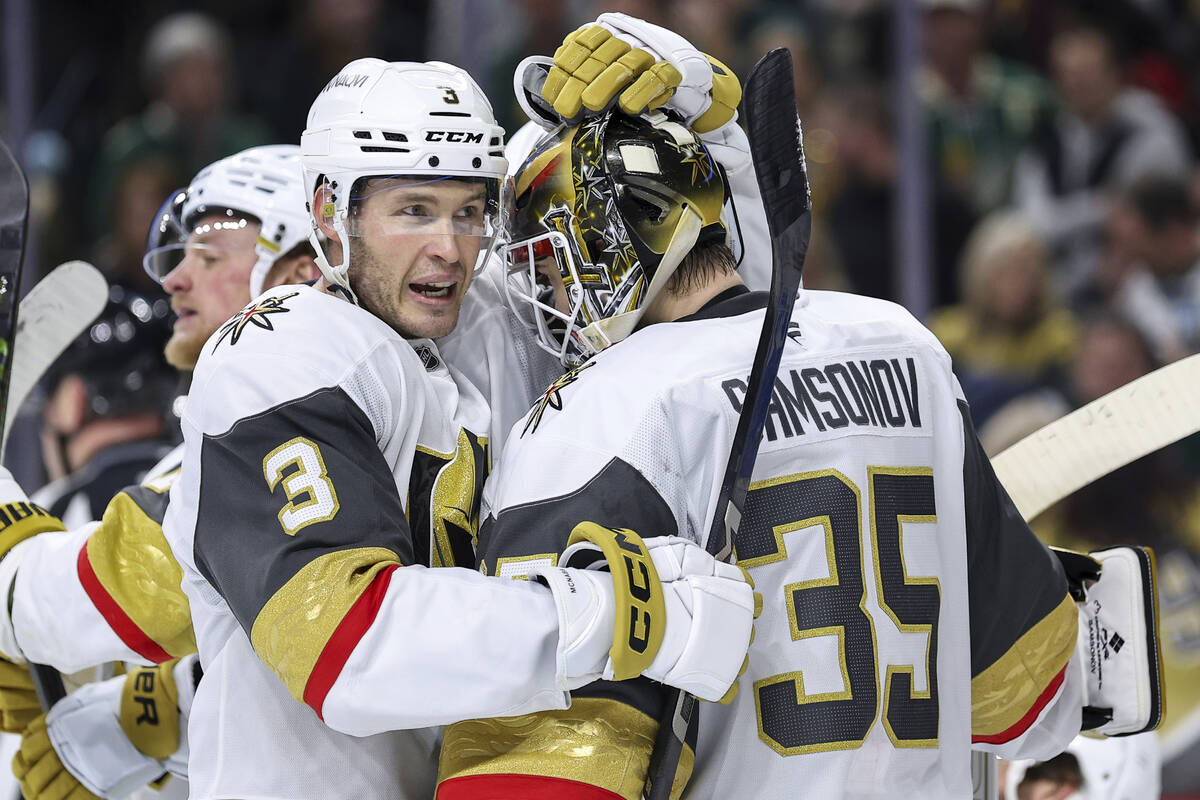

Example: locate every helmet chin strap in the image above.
[307,222,360,305]
[578,208,703,354]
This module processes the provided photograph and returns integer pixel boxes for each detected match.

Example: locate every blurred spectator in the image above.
[1003,751,1083,800]
[33,287,177,526]
[88,12,270,288]
[919,0,1056,217]
[741,10,822,122]
[664,0,752,70]
[1108,175,1200,363]
[825,81,975,305]
[1012,25,1192,302]
[91,155,179,297]
[796,219,850,293]
[248,0,429,142]
[487,0,581,133]
[930,212,1076,376]
[928,212,1077,421]
[1002,313,1200,794]
[1003,735,1162,800]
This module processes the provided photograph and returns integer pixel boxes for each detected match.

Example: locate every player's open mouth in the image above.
[410,281,457,301]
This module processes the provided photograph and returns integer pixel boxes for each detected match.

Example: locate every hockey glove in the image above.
[14,657,196,798]
[519,13,740,133]
[529,522,754,703]
[0,656,40,732]
[1056,546,1164,736]
[0,465,67,563]
[12,714,100,800]
[0,465,69,664]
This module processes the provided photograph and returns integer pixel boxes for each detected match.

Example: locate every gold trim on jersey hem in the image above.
[438,697,693,800]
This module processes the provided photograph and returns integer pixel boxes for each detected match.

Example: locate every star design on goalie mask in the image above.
[521,361,596,437]
[212,292,300,351]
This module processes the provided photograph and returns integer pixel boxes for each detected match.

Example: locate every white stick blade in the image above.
[992,353,1200,521]
[2,261,108,449]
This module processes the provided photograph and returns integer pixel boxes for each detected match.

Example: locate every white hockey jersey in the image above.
[452,287,1081,800]
[164,284,574,800]
[0,444,187,672]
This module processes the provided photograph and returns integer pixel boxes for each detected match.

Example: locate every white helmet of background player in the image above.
[143,144,311,298]
[299,58,510,303]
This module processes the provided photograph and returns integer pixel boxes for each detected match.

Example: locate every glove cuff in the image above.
[514,56,561,130]
[47,678,167,797]
[528,564,613,690]
[0,503,66,562]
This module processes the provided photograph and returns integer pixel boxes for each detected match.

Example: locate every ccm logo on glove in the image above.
[615,530,655,653]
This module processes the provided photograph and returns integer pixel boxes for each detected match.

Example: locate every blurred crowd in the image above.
[6,0,1200,794]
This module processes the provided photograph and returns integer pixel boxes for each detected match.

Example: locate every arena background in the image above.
[3,0,1200,796]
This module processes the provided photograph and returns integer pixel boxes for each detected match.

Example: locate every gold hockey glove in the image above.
[13,713,101,800]
[119,660,181,760]
[0,656,40,732]
[543,25,677,122]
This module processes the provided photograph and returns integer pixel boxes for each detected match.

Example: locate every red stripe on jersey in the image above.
[76,541,173,663]
[973,663,1067,745]
[303,564,399,719]
[437,774,626,800]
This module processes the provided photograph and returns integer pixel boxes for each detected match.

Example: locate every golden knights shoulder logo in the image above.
[522,361,594,437]
[212,292,299,351]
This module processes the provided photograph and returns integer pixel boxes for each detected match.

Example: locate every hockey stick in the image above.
[991,351,1200,521]
[0,137,29,451]
[643,48,811,800]
[0,261,107,712]
[1,261,108,457]
[969,352,1200,799]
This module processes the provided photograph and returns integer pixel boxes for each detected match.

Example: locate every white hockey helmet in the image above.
[300,58,510,302]
[143,144,311,298]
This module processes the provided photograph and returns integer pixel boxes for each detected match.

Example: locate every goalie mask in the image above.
[505,111,726,366]
[143,145,311,298]
[300,58,511,304]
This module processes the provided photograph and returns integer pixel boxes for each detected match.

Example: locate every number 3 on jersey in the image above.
[739,467,939,755]
[262,437,340,535]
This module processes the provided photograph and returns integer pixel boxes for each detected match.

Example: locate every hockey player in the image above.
[0,144,319,799]
[435,108,1163,799]
[33,288,177,526]
[158,58,753,800]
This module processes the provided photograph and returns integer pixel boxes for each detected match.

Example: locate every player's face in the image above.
[347,179,484,339]
[161,215,258,369]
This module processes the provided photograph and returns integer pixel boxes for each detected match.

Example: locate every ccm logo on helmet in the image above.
[425,130,484,144]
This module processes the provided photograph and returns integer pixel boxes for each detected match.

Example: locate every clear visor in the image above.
[503,230,592,366]
[142,189,260,282]
[340,174,512,275]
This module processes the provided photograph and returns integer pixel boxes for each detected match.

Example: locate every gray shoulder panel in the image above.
[478,456,678,569]
[194,385,412,635]
[960,400,1069,678]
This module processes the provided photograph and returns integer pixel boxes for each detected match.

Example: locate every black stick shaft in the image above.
[644,47,811,800]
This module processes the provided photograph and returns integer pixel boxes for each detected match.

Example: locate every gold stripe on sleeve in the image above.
[250,547,399,702]
[88,493,196,657]
[972,594,1077,739]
